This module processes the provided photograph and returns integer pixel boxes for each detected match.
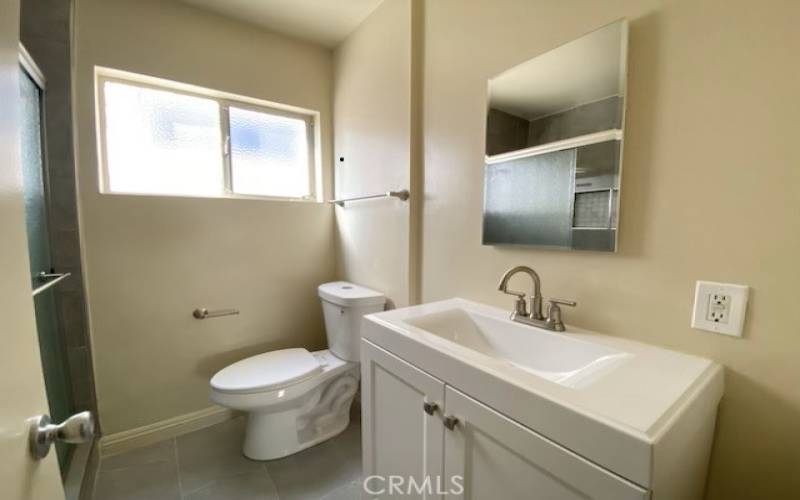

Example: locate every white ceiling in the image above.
[179,0,384,48]
[490,20,626,120]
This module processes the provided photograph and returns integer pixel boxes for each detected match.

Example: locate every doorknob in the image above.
[29,411,95,459]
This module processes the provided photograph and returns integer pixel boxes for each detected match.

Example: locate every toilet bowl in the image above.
[211,349,359,460]
[210,281,385,460]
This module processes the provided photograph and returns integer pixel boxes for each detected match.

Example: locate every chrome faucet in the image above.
[497,266,576,332]
[497,266,544,320]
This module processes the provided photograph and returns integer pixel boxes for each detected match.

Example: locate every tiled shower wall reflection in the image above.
[486,96,623,156]
[20,0,98,424]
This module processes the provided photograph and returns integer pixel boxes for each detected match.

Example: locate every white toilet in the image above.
[209,281,385,460]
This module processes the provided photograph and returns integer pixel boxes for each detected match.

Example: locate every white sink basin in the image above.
[405,308,630,387]
[364,298,722,434]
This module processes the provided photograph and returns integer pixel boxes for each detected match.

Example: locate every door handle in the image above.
[443,415,459,430]
[29,411,94,459]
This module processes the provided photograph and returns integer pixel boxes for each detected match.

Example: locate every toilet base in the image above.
[244,408,351,460]
[241,366,360,460]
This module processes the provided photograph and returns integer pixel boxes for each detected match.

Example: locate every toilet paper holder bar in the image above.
[193,308,240,319]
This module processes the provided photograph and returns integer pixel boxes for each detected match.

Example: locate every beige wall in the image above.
[421,0,800,498]
[73,0,336,434]
[333,0,413,307]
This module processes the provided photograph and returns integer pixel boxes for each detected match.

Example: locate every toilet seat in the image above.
[210,348,322,395]
[210,349,355,414]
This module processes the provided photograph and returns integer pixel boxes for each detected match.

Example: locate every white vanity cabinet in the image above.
[362,299,723,500]
[361,340,445,499]
[362,340,649,500]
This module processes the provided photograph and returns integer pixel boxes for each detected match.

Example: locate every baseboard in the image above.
[99,406,237,457]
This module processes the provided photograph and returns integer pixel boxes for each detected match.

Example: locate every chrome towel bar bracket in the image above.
[32,271,71,296]
[329,189,409,207]
[193,308,240,319]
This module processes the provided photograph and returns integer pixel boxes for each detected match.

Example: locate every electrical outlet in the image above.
[691,281,748,337]
[705,293,730,323]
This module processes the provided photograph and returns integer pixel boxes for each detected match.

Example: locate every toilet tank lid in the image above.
[318,281,386,307]
[210,348,321,394]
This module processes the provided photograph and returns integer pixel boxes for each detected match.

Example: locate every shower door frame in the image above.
[19,42,97,500]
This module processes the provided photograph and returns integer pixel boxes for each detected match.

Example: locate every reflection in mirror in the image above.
[483,20,628,252]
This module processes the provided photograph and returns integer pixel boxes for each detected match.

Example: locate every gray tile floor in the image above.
[92,417,362,500]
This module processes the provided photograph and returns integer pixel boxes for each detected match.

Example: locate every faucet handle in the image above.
[499,286,529,317]
[546,298,576,332]
[500,290,529,317]
[548,298,576,308]
[509,295,529,317]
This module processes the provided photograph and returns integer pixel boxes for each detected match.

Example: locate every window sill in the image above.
[97,189,325,204]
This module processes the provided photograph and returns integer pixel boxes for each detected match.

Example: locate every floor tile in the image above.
[182,469,279,500]
[266,422,362,500]
[100,439,175,471]
[94,441,180,500]
[94,465,181,500]
[176,417,264,493]
[94,416,364,500]
[319,479,363,500]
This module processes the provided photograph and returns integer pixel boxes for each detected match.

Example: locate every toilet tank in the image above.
[318,282,386,362]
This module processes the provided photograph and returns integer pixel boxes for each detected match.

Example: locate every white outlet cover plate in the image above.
[691,281,749,337]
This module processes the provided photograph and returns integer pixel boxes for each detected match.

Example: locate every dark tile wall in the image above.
[20,0,99,426]
[485,108,529,156]
[527,95,622,147]
[487,96,622,156]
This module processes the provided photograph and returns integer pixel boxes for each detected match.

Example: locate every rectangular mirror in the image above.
[483,20,628,252]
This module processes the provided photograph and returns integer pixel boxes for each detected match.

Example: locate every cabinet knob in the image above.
[423,402,438,415]
[443,415,459,430]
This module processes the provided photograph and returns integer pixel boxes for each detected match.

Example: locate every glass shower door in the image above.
[483,149,576,248]
[19,62,74,475]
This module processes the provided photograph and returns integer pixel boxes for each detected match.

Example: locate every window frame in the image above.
[95,67,320,202]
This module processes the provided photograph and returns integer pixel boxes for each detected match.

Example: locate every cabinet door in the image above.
[443,386,649,500]
[361,340,446,499]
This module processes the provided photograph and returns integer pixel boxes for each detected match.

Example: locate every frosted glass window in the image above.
[97,73,318,201]
[573,191,612,228]
[229,107,310,198]
[102,81,224,196]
